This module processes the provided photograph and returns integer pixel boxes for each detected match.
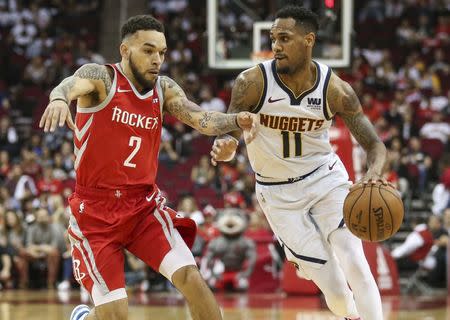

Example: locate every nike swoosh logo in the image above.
[117,87,132,93]
[328,160,337,171]
[268,97,285,103]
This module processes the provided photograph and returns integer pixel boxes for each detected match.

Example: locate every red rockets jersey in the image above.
[73,63,164,189]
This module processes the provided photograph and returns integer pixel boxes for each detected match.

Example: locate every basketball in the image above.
[343,183,404,242]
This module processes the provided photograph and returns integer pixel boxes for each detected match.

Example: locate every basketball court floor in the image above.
[0,290,448,320]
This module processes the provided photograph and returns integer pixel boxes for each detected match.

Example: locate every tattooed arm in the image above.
[210,66,263,165]
[220,66,264,139]
[161,76,255,136]
[328,73,387,184]
[40,63,113,132]
[50,63,112,103]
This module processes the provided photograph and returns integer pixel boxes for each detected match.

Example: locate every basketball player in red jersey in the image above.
[39,15,256,320]
[211,5,390,320]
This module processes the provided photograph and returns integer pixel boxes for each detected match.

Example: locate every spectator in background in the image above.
[430,48,449,74]
[429,88,448,112]
[358,0,384,23]
[420,112,450,145]
[23,56,46,86]
[159,127,179,164]
[401,137,432,196]
[0,116,19,156]
[11,17,37,54]
[432,168,450,215]
[37,166,62,195]
[20,147,41,179]
[199,85,226,113]
[444,208,450,234]
[177,194,204,223]
[0,150,11,181]
[5,209,27,288]
[23,208,63,288]
[0,211,12,289]
[392,216,435,272]
[424,216,448,288]
[191,155,215,188]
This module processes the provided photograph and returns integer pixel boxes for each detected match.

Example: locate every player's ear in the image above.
[119,42,130,59]
[304,32,315,48]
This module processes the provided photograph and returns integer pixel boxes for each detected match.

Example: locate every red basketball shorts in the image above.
[67,185,197,305]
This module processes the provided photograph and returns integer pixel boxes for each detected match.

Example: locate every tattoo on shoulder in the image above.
[229,71,261,113]
[160,76,185,99]
[74,63,112,93]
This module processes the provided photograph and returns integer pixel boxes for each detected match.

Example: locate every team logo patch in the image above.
[73,259,86,283]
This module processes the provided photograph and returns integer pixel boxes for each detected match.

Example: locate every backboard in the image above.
[207,0,353,70]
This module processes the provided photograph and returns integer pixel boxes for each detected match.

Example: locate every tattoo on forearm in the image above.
[336,83,386,173]
[166,98,238,135]
[74,63,112,93]
[210,114,238,134]
[342,112,380,150]
[166,99,194,123]
[199,112,212,128]
[49,76,76,102]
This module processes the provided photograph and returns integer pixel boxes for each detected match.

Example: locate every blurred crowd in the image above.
[0,0,449,292]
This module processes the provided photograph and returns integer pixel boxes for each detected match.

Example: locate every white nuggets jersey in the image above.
[247,60,334,179]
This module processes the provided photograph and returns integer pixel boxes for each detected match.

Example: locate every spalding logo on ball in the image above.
[343,183,404,242]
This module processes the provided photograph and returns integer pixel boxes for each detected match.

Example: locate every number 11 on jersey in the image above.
[281,131,302,158]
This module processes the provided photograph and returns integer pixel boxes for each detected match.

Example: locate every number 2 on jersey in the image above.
[124,136,142,168]
[281,131,302,158]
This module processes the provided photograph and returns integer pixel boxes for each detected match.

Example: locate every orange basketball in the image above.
[343,183,404,242]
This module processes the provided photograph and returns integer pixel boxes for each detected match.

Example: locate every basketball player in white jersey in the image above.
[211,6,387,320]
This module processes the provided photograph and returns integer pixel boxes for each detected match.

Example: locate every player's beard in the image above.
[129,53,155,91]
[277,56,307,75]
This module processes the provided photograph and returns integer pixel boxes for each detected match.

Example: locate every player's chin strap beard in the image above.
[124,58,155,93]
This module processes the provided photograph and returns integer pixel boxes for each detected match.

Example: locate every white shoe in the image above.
[70,304,90,320]
[58,280,71,291]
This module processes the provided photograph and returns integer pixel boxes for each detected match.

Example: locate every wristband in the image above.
[50,98,68,104]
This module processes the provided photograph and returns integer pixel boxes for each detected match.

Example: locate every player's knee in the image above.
[172,265,205,291]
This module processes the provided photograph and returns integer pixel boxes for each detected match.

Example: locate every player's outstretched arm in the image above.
[210,67,263,165]
[329,74,388,186]
[161,76,257,138]
[39,63,112,132]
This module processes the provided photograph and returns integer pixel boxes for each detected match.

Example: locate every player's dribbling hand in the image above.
[39,100,76,132]
[236,112,258,144]
[351,170,395,191]
[210,138,238,166]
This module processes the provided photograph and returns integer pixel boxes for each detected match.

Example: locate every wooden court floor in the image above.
[0,290,448,320]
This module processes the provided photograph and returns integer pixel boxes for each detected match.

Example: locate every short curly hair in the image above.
[121,15,164,40]
[275,5,319,33]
